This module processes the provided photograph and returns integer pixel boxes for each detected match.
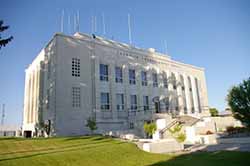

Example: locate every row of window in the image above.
[100,64,178,89]
[101,92,150,111]
[71,87,197,113]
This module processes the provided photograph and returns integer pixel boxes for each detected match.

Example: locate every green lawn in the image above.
[0,136,250,166]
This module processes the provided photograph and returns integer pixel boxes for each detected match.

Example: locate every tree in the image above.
[86,117,97,135]
[227,77,250,128]
[143,122,157,138]
[209,108,219,117]
[0,20,13,49]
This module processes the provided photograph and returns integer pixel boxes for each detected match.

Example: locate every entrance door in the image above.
[155,101,160,113]
[24,131,32,138]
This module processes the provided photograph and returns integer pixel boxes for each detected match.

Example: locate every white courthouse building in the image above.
[22,32,209,137]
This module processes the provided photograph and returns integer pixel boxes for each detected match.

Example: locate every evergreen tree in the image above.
[0,20,13,49]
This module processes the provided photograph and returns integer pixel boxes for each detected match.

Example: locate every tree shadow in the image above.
[0,138,112,156]
[148,151,250,166]
[0,142,114,162]
[0,137,24,141]
[63,136,93,141]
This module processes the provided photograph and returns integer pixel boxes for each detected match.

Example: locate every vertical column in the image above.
[183,74,191,114]
[123,64,129,113]
[23,71,30,124]
[166,70,172,112]
[28,71,33,123]
[32,68,37,123]
[109,62,116,118]
[191,76,199,114]
[34,68,40,123]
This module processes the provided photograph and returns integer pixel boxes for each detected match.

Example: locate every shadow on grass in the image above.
[63,136,93,141]
[0,137,24,141]
[0,142,114,162]
[0,138,113,156]
[148,151,250,166]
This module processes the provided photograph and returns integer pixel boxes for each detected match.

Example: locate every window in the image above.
[115,66,123,83]
[129,122,134,129]
[152,73,158,87]
[130,95,137,111]
[72,58,80,77]
[101,93,110,110]
[116,93,124,111]
[72,87,81,108]
[141,71,147,86]
[165,98,169,112]
[100,64,108,81]
[188,76,192,91]
[163,77,168,89]
[143,96,149,111]
[171,73,177,90]
[180,75,187,113]
[129,69,136,84]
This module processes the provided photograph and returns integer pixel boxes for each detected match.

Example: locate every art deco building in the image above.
[22,33,209,137]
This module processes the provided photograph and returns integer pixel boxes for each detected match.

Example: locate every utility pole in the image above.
[1,104,5,126]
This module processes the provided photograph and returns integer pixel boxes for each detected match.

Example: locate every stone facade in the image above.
[22,32,209,137]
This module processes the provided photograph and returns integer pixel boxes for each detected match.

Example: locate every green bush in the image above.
[86,117,97,134]
[176,133,186,143]
[143,122,157,138]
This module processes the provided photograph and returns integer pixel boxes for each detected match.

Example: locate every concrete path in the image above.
[186,143,250,152]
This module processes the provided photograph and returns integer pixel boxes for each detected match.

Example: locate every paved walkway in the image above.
[186,143,250,152]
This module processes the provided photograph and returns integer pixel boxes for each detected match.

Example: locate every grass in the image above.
[0,136,249,166]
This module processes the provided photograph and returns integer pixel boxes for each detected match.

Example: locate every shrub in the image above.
[143,122,157,138]
[86,117,97,134]
[176,133,186,143]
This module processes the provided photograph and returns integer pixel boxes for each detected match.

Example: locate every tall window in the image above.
[152,73,158,87]
[72,87,81,108]
[101,92,110,110]
[164,97,169,113]
[163,74,168,89]
[143,96,149,111]
[115,66,123,83]
[180,75,187,114]
[116,93,124,111]
[130,95,137,111]
[129,69,136,85]
[100,64,108,81]
[188,76,195,113]
[171,73,177,90]
[141,71,147,86]
[72,58,80,77]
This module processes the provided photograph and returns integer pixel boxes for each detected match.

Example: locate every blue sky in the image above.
[0,0,249,126]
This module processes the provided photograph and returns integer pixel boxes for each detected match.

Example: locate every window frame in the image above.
[100,92,110,110]
[115,66,123,83]
[72,58,80,77]
[152,73,158,87]
[100,64,109,81]
[72,87,81,108]
[141,71,148,86]
[129,69,136,85]
[143,96,149,111]
[130,95,137,111]
[116,93,125,111]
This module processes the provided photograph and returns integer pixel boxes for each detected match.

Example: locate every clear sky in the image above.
[0,0,249,126]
